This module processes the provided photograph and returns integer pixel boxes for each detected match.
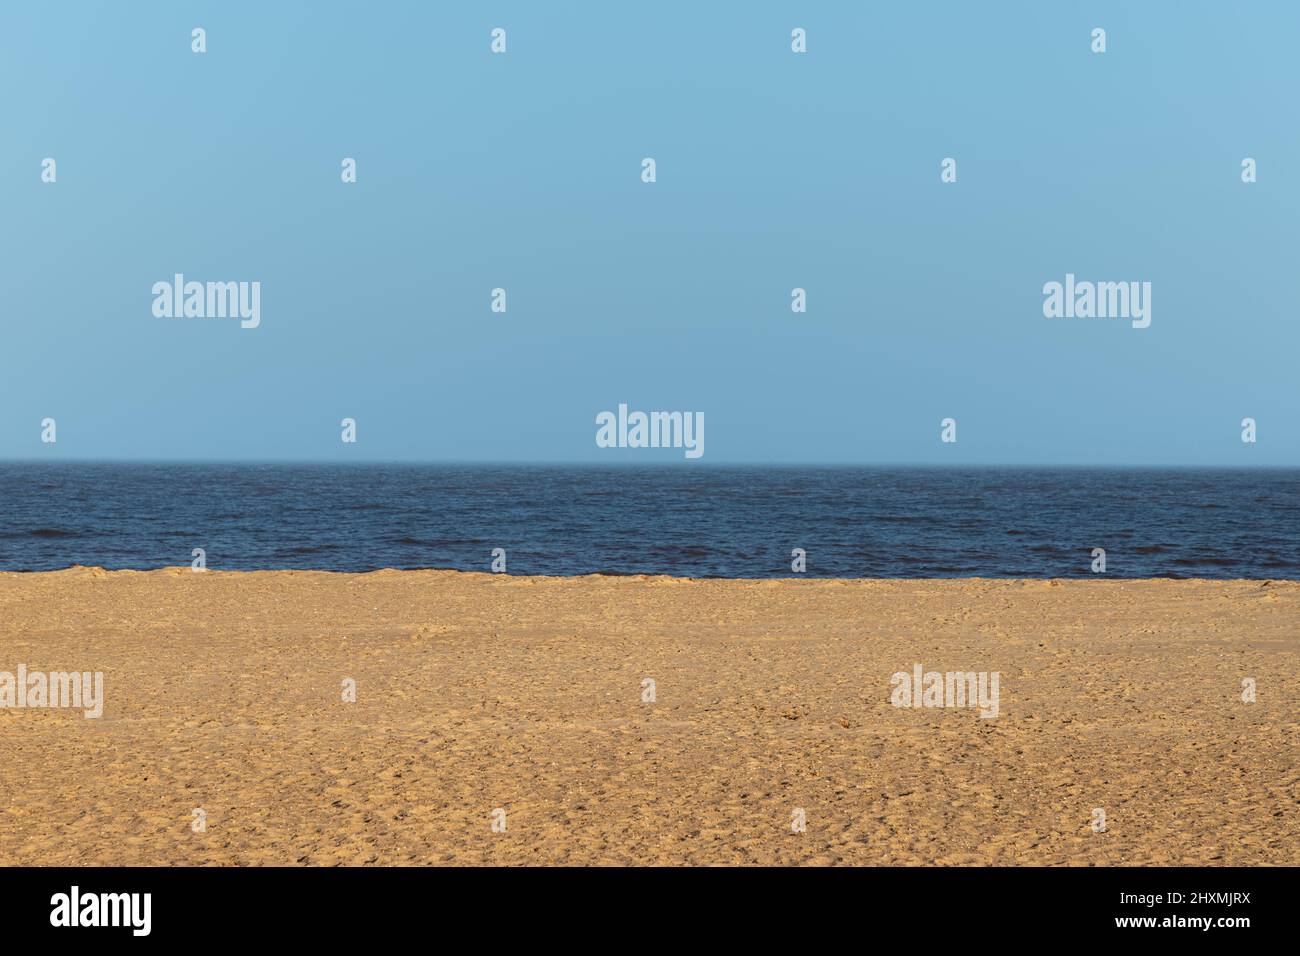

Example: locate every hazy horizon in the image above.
[4,459,1300,470]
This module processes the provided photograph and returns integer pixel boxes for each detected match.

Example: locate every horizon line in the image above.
[1,458,1296,471]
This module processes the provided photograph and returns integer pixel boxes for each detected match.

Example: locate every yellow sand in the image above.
[1,568,1295,866]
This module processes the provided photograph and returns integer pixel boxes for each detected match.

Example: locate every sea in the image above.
[1,464,1296,578]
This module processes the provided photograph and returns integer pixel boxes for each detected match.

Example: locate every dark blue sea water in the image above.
[1,464,1296,578]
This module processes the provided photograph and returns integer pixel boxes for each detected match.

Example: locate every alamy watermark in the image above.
[890,663,999,719]
[0,665,103,718]
[1043,273,1150,329]
[50,886,150,936]
[596,404,704,459]
[152,274,261,329]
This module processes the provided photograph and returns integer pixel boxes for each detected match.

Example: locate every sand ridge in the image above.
[1,569,1296,865]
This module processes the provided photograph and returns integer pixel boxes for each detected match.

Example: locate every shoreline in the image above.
[4,565,1299,583]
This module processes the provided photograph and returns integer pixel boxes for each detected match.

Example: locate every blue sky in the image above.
[2,1,1297,464]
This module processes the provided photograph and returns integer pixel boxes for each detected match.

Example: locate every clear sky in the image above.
[2,1,1297,464]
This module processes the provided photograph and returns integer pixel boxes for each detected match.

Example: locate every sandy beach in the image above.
[1,568,1295,866]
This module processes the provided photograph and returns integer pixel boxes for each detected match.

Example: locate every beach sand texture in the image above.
[1,569,1296,866]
